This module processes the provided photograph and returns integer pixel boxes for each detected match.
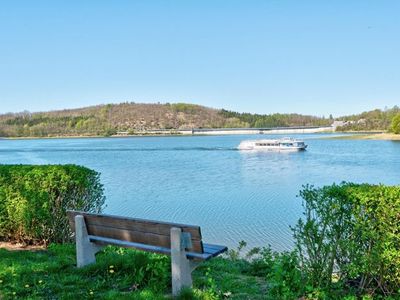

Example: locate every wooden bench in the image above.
[67,210,227,296]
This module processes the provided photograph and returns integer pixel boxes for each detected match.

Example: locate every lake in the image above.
[1,134,399,251]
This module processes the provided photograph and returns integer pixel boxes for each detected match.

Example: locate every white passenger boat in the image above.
[238,138,307,151]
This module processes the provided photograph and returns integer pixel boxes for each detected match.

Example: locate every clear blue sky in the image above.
[0,1,399,117]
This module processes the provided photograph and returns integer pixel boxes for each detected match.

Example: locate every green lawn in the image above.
[0,244,266,299]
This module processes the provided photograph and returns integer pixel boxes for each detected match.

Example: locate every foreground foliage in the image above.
[293,183,400,298]
[1,241,392,300]
[0,165,105,244]
[0,166,399,299]
[0,244,169,299]
[0,244,266,299]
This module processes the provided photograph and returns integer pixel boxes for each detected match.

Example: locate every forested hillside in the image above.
[0,103,227,137]
[1,102,398,137]
[219,109,332,128]
[0,102,331,137]
[335,106,400,131]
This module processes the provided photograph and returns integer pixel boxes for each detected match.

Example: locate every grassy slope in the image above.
[0,244,266,300]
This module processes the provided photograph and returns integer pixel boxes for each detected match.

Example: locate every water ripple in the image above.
[1,134,399,251]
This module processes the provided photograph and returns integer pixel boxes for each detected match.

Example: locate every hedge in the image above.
[0,165,105,244]
[293,183,400,297]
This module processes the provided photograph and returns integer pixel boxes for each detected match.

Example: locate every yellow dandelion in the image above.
[25,284,30,288]
[109,269,115,274]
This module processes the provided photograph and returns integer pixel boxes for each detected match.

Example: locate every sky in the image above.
[0,1,399,117]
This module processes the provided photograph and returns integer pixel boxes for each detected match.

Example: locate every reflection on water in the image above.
[0,134,399,251]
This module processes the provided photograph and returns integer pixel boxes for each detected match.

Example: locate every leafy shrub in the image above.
[0,164,105,244]
[293,183,400,297]
[251,248,304,299]
[225,241,305,299]
[171,103,201,114]
[391,112,400,134]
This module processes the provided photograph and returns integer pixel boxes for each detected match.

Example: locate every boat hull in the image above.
[237,139,307,151]
[238,146,307,151]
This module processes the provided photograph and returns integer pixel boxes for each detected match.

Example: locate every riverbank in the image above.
[0,126,334,140]
[324,132,400,140]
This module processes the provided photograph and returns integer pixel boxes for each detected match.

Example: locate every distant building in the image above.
[332,120,355,129]
[332,120,346,128]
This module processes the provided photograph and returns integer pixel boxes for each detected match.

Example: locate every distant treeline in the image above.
[0,102,333,137]
[1,102,399,137]
[218,109,332,128]
[335,106,400,132]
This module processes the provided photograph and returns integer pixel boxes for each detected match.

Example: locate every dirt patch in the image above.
[0,242,46,251]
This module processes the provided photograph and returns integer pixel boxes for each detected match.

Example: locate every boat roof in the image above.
[241,138,304,143]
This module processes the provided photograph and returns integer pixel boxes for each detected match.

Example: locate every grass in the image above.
[0,244,266,299]
[322,132,400,140]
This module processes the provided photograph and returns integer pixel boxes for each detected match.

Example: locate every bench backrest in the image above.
[67,210,204,253]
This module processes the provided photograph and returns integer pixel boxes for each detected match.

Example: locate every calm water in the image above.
[1,134,399,251]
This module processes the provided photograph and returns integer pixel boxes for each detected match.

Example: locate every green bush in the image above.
[0,164,105,244]
[225,241,305,299]
[171,103,201,114]
[251,247,304,300]
[391,113,400,134]
[293,183,400,297]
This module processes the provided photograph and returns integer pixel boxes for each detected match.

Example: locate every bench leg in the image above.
[75,215,101,267]
[171,227,193,296]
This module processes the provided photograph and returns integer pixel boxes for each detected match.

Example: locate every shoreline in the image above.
[1,134,198,140]
[322,132,400,141]
[1,132,330,141]
[1,128,334,140]
[2,131,399,141]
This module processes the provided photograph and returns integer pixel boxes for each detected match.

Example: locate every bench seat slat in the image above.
[67,210,204,253]
[202,243,226,251]
[89,235,171,255]
[88,235,216,260]
[67,210,202,240]
[85,224,203,253]
[203,243,228,258]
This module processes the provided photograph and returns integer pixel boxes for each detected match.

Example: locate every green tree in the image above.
[391,112,400,134]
